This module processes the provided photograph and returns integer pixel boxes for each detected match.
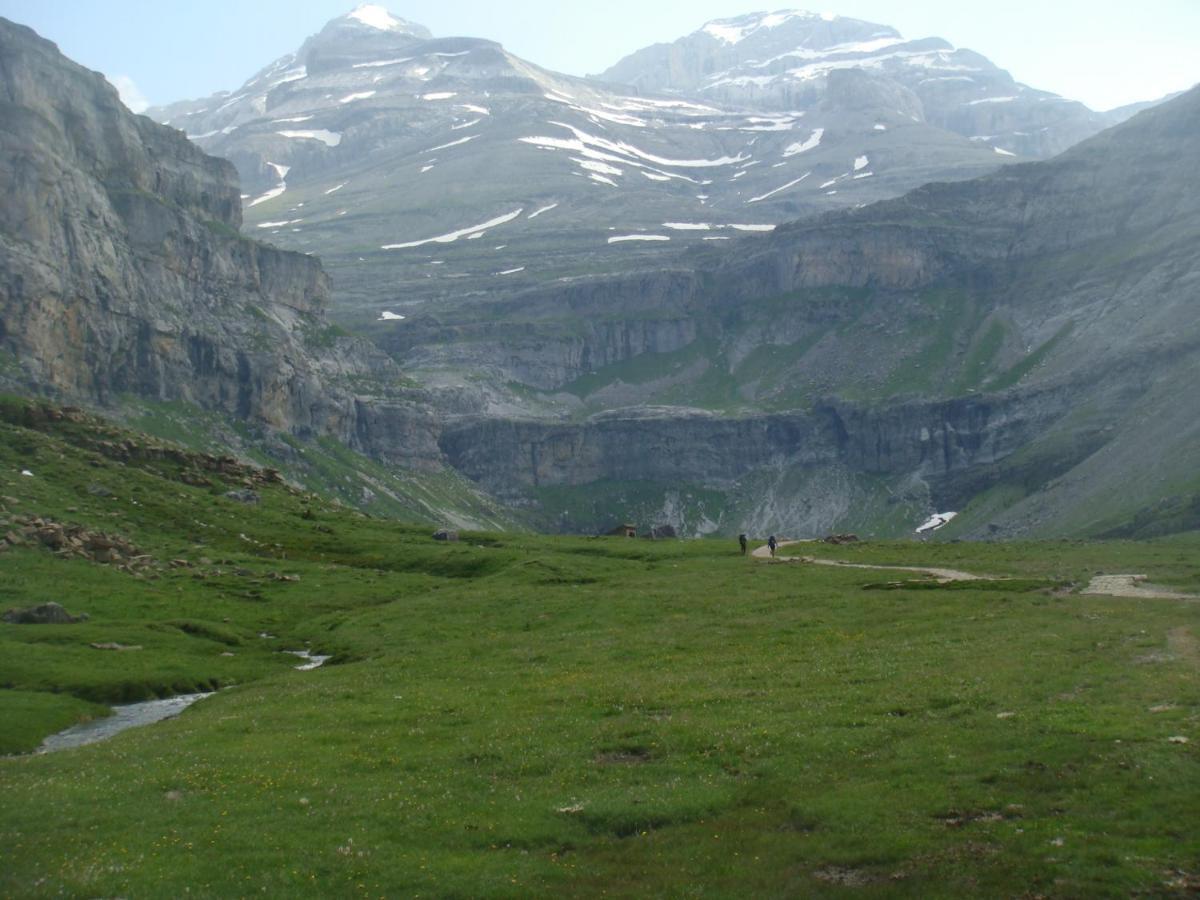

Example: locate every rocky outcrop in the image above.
[2,602,89,625]
[1,514,153,572]
[0,17,438,467]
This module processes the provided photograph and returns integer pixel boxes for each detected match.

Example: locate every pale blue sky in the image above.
[1,1,1197,112]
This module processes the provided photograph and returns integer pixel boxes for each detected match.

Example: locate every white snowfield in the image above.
[424,135,478,153]
[854,155,870,171]
[352,57,413,69]
[662,223,776,232]
[704,45,987,91]
[277,129,342,147]
[378,311,406,321]
[497,267,526,275]
[579,159,623,177]
[783,128,824,157]
[543,91,655,129]
[348,4,416,33]
[968,95,1019,105]
[382,209,524,250]
[271,66,308,87]
[916,512,958,534]
[248,162,291,208]
[527,203,558,219]
[459,104,491,116]
[520,122,749,189]
[422,92,458,101]
[702,11,833,45]
[339,91,376,104]
[608,235,671,244]
[748,172,811,203]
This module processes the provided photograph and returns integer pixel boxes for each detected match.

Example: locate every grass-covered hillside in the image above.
[1,399,1197,897]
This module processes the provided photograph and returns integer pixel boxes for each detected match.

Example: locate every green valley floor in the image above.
[1,399,1198,897]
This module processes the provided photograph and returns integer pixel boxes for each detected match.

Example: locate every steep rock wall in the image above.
[0,18,439,466]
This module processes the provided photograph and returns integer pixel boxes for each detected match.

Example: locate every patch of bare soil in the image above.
[1083,575,1196,601]
[1167,627,1199,667]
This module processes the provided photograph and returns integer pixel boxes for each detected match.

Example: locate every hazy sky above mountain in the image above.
[1,0,1196,112]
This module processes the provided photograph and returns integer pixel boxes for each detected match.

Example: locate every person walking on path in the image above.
[767,535,778,558]
[738,533,748,555]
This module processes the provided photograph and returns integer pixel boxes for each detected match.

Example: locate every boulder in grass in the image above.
[223,489,261,505]
[823,534,860,545]
[2,602,89,624]
[433,530,459,542]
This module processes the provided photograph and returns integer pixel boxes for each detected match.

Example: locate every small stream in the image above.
[38,693,214,754]
[35,649,331,754]
[284,650,331,671]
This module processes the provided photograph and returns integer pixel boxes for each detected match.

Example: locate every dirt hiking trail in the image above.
[752,542,1200,600]
[751,541,983,583]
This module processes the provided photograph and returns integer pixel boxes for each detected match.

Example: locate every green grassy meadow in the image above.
[1,401,1198,897]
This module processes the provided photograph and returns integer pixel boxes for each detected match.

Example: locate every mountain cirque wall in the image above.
[435,87,1200,537]
[0,17,438,466]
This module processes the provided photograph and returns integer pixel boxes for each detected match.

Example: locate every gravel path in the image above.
[752,544,1199,599]
[751,541,984,582]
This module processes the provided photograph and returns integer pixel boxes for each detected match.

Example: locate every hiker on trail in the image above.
[738,533,748,555]
[767,535,777,558]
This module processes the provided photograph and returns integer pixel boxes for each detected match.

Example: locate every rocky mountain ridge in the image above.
[146,5,1022,338]
[599,9,1144,158]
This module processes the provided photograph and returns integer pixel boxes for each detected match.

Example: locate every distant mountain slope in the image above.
[598,10,1139,159]
[427,87,1200,538]
[146,5,1014,330]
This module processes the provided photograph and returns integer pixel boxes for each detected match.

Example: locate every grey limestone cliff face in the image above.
[424,88,1200,537]
[0,17,438,465]
[440,391,1068,497]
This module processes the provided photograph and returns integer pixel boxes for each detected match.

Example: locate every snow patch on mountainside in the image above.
[382,209,524,250]
[609,234,671,244]
[277,129,342,147]
[702,11,829,45]
[748,172,811,203]
[424,135,478,153]
[783,128,824,156]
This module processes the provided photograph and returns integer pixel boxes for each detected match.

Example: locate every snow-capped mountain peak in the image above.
[344,5,424,35]
[700,10,839,45]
